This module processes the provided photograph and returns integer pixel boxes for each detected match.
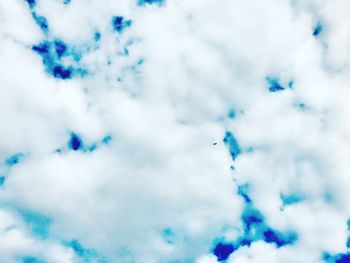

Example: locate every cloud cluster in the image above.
[1,0,350,262]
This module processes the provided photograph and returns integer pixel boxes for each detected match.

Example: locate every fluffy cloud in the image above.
[1,0,350,262]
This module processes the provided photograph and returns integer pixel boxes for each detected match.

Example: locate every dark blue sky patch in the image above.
[313,22,323,37]
[280,193,304,206]
[32,40,85,80]
[25,0,36,9]
[238,238,252,247]
[102,135,112,144]
[32,42,50,55]
[0,176,5,186]
[66,240,86,257]
[32,40,71,76]
[32,42,64,78]
[213,243,236,262]
[54,40,68,57]
[68,133,83,151]
[346,219,350,248]
[241,204,298,247]
[237,184,251,203]
[62,134,116,153]
[228,110,236,119]
[266,77,285,92]
[322,252,333,262]
[63,0,71,4]
[137,58,144,65]
[162,228,175,244]
[296,102,306,111]
[32,42,57,75]
[263,229,297,248]
[288,80,294,89]
[19,209,52,239]
[211,193,298,261]
[323,253,350,263]
[336,254,350,263]
[32,13,49,33]
[64,240,98,260]
[6,153,25,167]
[53,65,73,79]
[54,148,63,154]
[94,32,102,41]
[138,0,165,6]
[223,131,241,160]
[87,144,97,152]
[238,188,297,246]
[241,206,264,233]
[112,16,132,33]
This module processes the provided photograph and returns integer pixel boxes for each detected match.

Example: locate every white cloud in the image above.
[1,0,350,262]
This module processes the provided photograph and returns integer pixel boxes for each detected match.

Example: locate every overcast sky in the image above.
[1,0,350,262]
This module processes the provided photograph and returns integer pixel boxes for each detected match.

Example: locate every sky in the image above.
[1,0,350,262]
